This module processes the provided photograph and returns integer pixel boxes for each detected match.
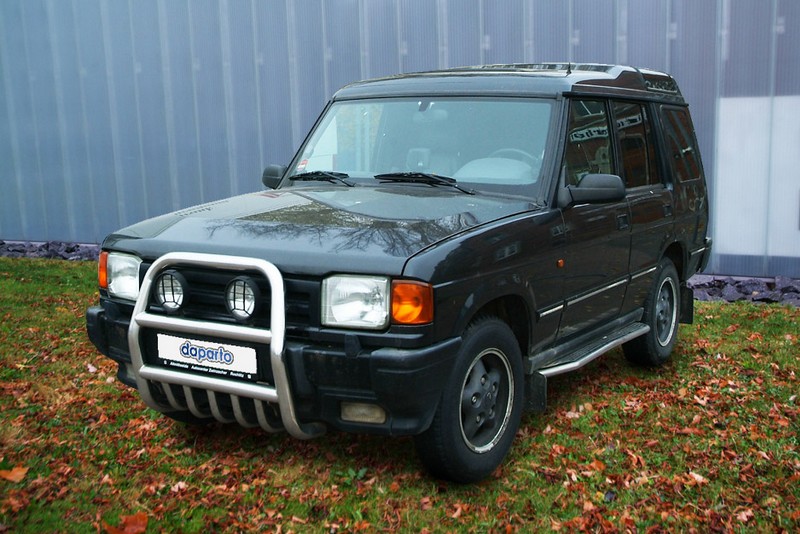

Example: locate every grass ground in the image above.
[0,257,797,532]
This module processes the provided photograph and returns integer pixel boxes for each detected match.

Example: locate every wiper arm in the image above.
[374,172,474,195]
[292,171,355,187]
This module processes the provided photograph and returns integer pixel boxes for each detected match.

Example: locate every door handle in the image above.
[663,204,673,217]
[616,213,629,230]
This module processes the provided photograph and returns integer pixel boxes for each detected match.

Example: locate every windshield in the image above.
[289,97,554,196]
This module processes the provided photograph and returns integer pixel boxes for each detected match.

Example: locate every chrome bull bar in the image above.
[127,252,325,439]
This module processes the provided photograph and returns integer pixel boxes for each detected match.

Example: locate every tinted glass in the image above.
[563,100,614,186]
[613,102,660,188]
[291,97,554,196]
[661,107,703,182]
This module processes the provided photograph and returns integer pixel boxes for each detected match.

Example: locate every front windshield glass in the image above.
[289,97,554,196]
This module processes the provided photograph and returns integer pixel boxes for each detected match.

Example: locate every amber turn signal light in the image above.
[98,251,109,289]
[391,281,433,325]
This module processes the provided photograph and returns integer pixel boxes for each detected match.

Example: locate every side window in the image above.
[661,107,703,182]
[612,101,660,188]
[563,100,614,186]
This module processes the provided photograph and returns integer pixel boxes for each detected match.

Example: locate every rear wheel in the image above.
[624,258,680,366]
[414,318,523,483]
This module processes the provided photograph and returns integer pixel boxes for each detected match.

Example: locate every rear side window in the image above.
[612,102,661,188]
[661,107,703,182]
[563,100,614,186]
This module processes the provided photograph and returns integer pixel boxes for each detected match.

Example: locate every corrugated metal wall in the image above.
[1,0,798,276]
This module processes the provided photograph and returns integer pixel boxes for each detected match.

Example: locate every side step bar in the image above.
[525,322,650,412]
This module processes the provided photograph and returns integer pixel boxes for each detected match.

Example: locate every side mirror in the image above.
[262,164,287,189]
[561,174,625,207]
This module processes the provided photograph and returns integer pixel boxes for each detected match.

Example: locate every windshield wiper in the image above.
[374,172,474,195]
[292,171,355,187]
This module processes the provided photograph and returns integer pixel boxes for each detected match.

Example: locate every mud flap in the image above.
[680,285,694,324]
[524,372,547,412]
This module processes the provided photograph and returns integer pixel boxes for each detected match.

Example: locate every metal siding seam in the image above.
[709,0,728,273]
[157,0,181,212]
[285,0,302,148]
[250,0,265,171]
[128,0,150,220]
[321,0,331,99]
[763,0,779,275]
[187,6,206,204]
[616,0,629,65]
[395,0,405,73]
[0,5,28,239]
[219,0,238,196]
[70,0,100,242]
[45,0,77,241]
[99,0,128,226]
[358,0,369,79]
[478,0,485,65]
[20,1,50,238]
[567,0,574,63]
[523,0,535,63]
[437,0,449,69]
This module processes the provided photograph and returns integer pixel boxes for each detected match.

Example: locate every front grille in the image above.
[141,263,318,331]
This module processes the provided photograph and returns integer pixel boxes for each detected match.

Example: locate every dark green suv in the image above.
[87,64,711,482]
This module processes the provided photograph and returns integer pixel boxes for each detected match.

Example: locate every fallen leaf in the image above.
[736,508,754,523]
[0,466,28,483]
[588,459,606,472]
[688,472,708,485]
[102,511,148,534]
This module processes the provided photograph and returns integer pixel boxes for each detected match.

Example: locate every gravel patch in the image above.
[0,240,100,262]
[1,240,797,306]
[688,274,800,307]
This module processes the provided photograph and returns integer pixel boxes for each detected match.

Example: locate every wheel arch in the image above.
[663,242,687,282]
[463,294,531,362]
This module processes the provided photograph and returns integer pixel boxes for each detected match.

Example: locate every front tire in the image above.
[414,318,524,483]
[624,258,680,366]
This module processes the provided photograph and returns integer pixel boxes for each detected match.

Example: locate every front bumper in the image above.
[87,252,459,438]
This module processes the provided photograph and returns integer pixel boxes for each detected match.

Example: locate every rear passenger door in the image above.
[660,105,709,263]
[611,101,674,315]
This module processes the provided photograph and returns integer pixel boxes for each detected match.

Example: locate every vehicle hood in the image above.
[104,186,538,276]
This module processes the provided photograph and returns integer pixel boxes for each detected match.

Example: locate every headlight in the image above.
[322,275,390,329]
[103,252,142,301]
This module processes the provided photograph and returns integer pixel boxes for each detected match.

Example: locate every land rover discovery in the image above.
[87,64,711,482]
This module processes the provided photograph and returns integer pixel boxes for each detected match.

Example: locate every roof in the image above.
[334,63,685,104]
